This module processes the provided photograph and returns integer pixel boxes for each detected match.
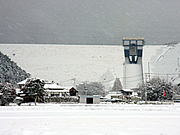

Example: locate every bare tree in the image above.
[77,82,105,96]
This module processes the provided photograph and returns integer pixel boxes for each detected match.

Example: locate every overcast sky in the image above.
[0,0,180,45]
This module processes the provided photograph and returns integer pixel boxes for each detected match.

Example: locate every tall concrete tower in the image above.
[123,38,144,89]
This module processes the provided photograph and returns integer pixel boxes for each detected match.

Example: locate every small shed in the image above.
[69,87,78,96]
[173,95,180,102]
[79,95,101,104]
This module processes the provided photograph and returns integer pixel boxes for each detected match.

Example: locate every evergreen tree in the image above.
[112,78,122,91]
[20,78,45,105]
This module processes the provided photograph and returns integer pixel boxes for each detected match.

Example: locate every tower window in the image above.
[129,45,137,56]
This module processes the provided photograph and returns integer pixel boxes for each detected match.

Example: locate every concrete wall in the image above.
[93,97,100,104]
[79,97,86,103]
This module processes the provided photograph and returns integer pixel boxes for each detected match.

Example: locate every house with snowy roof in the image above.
[43,82,78,97]
[104,89,139,102]
[17,78,31,89]
[17,78,78,97]
[44,82,69,97]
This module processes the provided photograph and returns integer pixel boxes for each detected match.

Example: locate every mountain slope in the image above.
[0,51,30,86]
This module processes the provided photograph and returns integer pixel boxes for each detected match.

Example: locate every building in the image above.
[105,89,139,102]
[44,83,69,97]
[78,95,101,104]
[69,87,78,96]
[17,78,31,89]
[105,91,123,102]
[44,82,78,97]
[173,95,180,102]
[123,37,144,89]
[17,78,78,97]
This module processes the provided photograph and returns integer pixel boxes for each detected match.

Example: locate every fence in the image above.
[44,96,79,103]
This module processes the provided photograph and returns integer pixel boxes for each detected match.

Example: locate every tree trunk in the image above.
[35,96,38,105]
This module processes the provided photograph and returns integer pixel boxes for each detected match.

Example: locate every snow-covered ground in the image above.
[0,103,180,135]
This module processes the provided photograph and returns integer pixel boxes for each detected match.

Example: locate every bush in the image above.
[139,77,174,101]
[0,83,16,106]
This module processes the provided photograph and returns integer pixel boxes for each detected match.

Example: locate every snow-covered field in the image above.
[0,103,180,135]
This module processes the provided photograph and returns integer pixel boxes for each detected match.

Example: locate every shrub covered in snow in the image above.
[0,82,16,106]
[139,77,174,101]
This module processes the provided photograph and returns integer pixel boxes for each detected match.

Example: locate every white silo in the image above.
[123,38,144,89]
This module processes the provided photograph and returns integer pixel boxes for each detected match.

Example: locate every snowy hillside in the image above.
[0,51,30,85]
[0,44,161,86]
[150,43,180,84]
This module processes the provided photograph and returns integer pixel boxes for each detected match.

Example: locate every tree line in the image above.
[0,76,180,106]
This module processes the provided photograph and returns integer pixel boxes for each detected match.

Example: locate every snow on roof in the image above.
[44,83,65,89]
[18,78,75,91]
[122,89,133,92]
[105,92,122,99]
[17,78,31,85]
[44,83,75,90]
[45,89,69,93]
[15,88,21,93]
[79,95,101,98]
[17,78,45,85]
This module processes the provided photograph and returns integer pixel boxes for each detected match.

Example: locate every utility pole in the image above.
[72,78,76,88]
[85,81,87,95]
[145,73,148,102]
[148,62,150,81]
[115,78,117,99]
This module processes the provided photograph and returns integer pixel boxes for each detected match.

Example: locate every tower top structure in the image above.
[123,37,144,46]
[122,37,144,40]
